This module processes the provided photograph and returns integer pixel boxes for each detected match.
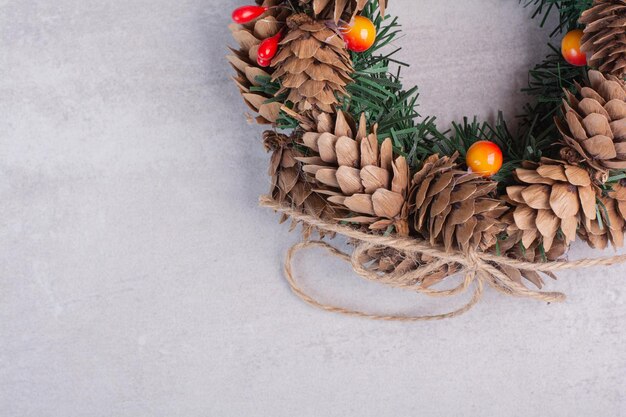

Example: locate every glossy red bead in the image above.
[257,32,281,63]
[232,5,267,24]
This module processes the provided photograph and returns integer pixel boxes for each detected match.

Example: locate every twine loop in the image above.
[261,196,626,321]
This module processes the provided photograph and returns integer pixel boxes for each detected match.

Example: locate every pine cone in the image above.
[298,111,410,235]
[271,14,353,114]
[298,0,387,22]
[227,0,287,124]
[504,158,597,252]
[409,154,509,253]
[580,0,626,78]
[555,70,626,178]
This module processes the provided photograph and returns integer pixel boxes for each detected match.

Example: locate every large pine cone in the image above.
[409,154,509,253]
[504,158,597,252]
[580,0,626,78]
[271,14,353,114]
[298,0,387,22]
[556,70,626,178]
[298,111,410,235]
[227,0,287,124]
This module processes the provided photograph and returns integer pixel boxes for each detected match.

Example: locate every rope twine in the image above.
[260,196,626,321]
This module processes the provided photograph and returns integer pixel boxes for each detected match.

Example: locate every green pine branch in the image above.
[521,0,593,35]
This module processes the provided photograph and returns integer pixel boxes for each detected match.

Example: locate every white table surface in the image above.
[1,0,625,416]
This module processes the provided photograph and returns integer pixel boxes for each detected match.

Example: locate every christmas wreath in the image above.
[227,0,626,320]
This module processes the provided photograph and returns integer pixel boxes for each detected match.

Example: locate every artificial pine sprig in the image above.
[522,0,593,35]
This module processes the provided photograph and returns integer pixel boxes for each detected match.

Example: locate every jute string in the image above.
[260,195,626,321]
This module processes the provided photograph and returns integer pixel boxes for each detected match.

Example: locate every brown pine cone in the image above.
[298,111,410,235]
[409,153,509,253]
[271,14,353,114]
[504,158,597,252]
[555,70,626,178]
[580,0,626,78]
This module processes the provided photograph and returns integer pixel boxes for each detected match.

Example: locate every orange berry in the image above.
[341,16,376,53]
[561,29,587,67]
[466,141,503,177]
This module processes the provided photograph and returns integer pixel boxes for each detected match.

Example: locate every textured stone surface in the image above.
[1,1,625,416]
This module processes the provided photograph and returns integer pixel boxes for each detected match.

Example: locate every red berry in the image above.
[232,5,267,24]
[257,32,281,62]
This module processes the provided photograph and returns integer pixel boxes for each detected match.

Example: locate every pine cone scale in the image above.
[550,183,580,218]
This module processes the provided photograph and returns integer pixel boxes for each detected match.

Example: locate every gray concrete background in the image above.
[1,0,625,416]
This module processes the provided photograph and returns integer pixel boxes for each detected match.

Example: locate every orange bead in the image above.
[341,16,376,53]
[466,141,503,177]
[561,29,587,67]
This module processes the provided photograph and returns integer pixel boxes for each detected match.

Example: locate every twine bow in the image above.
[261,196,626,321]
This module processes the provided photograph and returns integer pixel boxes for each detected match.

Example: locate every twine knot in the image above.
[464,249,483,273]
